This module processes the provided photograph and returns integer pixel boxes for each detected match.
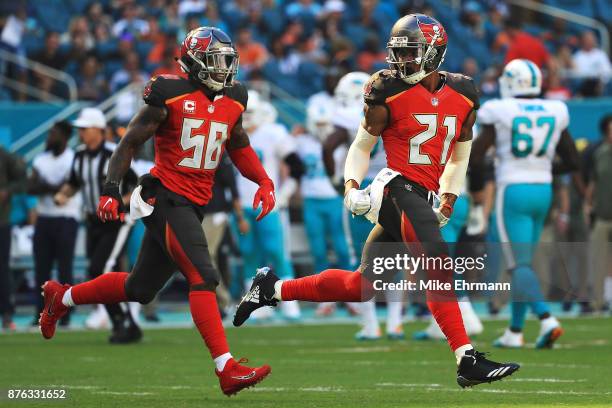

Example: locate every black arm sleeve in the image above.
[553,130,580,175]
[284,152,305,180]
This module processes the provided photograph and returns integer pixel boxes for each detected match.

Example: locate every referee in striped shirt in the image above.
[53,108,142,344]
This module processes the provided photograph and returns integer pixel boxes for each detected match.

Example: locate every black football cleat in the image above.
[233,267,279,327]
[456,349,520,388]
[109,324,143,344]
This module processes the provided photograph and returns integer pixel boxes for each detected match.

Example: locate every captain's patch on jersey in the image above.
[183,100,196,114]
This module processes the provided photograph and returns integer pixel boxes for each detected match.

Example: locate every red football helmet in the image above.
[386,14,448,84]
[177,27,239,91]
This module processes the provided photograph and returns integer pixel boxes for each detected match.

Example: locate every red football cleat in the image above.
[39,281,70,339]
[216,358,271,396]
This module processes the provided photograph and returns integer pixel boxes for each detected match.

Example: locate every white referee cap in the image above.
[73,107,107,129]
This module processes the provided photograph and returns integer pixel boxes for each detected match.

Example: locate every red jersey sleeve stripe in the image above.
[164,93,191,105]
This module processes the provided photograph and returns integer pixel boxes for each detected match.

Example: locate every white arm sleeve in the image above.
[439,139,472,196]
[344,125,379,186]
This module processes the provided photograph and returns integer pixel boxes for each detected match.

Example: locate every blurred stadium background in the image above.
[0,0,610,331]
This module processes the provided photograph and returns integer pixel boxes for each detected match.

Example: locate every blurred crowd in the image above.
[0,0,611,104]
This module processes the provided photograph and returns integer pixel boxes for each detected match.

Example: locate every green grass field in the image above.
[1,317,611,408]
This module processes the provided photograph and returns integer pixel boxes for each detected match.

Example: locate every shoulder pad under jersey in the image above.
[363,69,413,106]
[442,71,480,110]
[224,81,248,111]
[142,75,196,107]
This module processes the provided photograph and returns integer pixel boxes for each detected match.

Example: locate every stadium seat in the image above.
[543,0,595,18]
[32,0,71,33]
[593,0,612,22]
[66,0,91,14]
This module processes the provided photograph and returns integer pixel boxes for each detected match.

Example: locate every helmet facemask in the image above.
[386,32,446,85]
[179,46,239,92]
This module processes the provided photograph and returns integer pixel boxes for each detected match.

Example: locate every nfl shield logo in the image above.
[431,97,439,106]
[208,105,215,113]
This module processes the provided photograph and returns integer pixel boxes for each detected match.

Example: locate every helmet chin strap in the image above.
[401,32,440,85]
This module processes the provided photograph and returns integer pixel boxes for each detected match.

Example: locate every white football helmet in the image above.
[243,90,278,130]
[499,59,542,99]
[306,102,334,141]
[334,71,370,109]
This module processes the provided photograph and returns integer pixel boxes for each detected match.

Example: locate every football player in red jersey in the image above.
[38,27,273,396]
[235,14,520,387]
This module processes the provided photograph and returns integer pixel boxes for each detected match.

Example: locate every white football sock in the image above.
[273,280,283,301]
[62,287,75,307]
[454,344,474,365]
[360,299,379,335]
[214,352,233,371]
[385,290,403,333]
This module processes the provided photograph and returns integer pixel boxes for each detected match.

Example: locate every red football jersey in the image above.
[143,75,247,205]
[364,70,479,192]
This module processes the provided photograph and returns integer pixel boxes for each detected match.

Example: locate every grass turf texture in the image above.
[0,317,610,408]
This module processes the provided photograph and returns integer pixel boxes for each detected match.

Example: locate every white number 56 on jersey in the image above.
[179,118,228,170]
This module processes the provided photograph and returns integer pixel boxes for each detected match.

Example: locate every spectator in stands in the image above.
[286,0,323,30]
[319,0,344,43]
[147,30,178,67]
[61,16,94,52]
[462,57,481,85]
[33,31,64,70]
[499,20,550,69]
[177,0,207,19]
[554,44,575,77]
[541,18,578,52]
[328,37,355,73]
[28,121,80,326]
[152,46,183,77]
[159,0,181,34]
[76,55,108,102]
[587,115,612,312]
[109,51,148,93]
[544,70,572,101]
[235,27,269,77]
[112,3,149,38]
[573,31,611,85]
[357,33,385,73]
[0,145,26,331]
[460,1,486,41]
[32,31,66,100]
[200,1,229,36]
[221,0,250,34]
[480,67,500,98]
[86,2,113,31]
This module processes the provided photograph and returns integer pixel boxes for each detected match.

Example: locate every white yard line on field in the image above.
[508,378,588,383]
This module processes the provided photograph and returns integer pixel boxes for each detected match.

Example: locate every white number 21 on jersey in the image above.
[179,118,228,170]
[410,114,457,165]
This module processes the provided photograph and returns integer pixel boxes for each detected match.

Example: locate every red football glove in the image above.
[97,182,126,222]
[253,179,275,221]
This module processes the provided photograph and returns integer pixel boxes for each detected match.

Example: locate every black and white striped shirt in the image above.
[68,141,137,215]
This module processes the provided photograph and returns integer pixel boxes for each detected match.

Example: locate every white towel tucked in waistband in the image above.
[128,184,154,221]
[364,168,400,224]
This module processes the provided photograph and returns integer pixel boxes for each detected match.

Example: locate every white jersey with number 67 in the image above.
[477,98,569,185]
